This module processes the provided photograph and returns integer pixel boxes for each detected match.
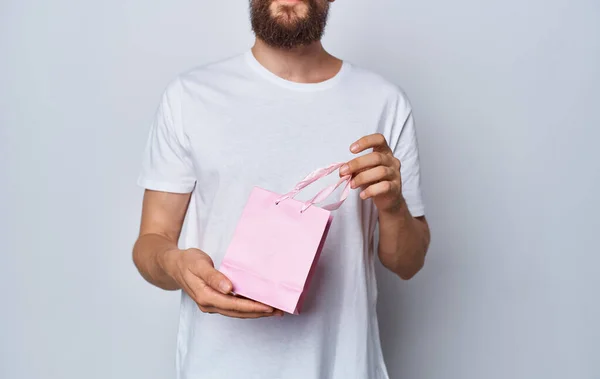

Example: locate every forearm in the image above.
[377,198,430,279]
[132,233,181,291]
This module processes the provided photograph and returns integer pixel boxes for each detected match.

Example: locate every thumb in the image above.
[194,257,233,295]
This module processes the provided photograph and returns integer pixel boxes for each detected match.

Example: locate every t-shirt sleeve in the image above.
[137,81,197,193]
[387,91,426,217]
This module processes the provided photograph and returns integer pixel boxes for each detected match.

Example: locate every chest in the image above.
[182,89,386,193]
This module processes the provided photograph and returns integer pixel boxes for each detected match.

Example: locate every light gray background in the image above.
[1,0,599,378]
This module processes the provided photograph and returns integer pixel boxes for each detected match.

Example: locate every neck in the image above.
[251,39,343,84]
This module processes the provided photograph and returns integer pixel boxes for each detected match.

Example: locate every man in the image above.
[133,0,431,378]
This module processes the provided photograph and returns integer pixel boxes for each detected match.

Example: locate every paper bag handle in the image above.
[275,162,351,212]
[300,174,351,212]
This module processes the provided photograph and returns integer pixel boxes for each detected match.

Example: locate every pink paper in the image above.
[219,163,351,314]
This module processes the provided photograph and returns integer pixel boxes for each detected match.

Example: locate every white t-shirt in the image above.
[137,50,425,379]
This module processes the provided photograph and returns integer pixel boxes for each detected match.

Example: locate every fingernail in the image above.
[350,179,356,189]
[360,191,367,199]
[219,281,231,294]
[350,143,359,152]
[340,164,349,174]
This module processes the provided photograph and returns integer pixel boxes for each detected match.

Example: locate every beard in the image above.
[250,0,330,49]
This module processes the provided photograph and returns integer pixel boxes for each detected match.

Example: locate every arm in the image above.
[377,204,430,279]
[339,133,431,279]
[132,189,280,318]
[135,82,281,316]
[133,190,191,290]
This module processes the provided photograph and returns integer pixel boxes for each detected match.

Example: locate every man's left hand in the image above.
[339,133,404,213]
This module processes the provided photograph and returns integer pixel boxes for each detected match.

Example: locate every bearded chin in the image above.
[250,0,330,49]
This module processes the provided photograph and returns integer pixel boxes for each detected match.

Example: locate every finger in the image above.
[350,133,391,154]
[224,300,286,318]
[208,291,275,314]
[191,278,275,314]
[192,258,233,295]
[360,181,400,200]
[199,306,283,319]
[340,152,394,176]
[195,283,275,314]
[351,166,396,189]
[180,270,205,303]
[186,261,273,313]
[218,309,282,319]
[233,295,285,317]
[224,308,284,318]
[232,294,285,316]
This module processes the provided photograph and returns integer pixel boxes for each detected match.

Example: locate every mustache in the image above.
[267,0,311,5]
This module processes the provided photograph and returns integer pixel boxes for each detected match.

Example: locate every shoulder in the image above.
[343,61,412,111]
[177,53,247,87]
[156,53,247,106]
[343,62,407,97]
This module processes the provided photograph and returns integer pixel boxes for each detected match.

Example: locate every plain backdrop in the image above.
[1,0,599,378]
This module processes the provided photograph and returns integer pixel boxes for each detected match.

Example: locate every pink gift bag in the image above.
[219,162,351,314]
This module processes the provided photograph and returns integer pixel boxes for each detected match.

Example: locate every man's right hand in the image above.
[161,248,282,318]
